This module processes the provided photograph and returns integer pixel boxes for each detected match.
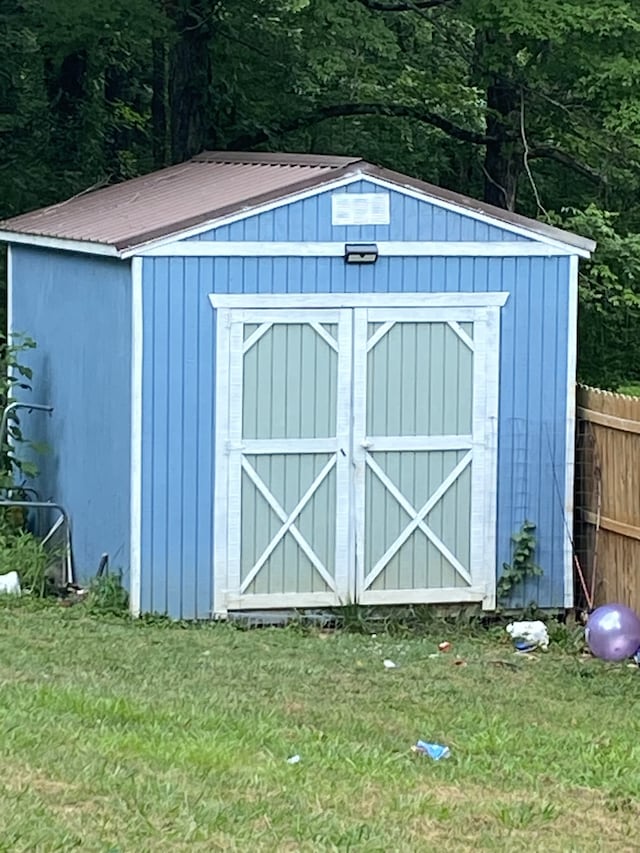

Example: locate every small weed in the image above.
[494,800,559,828]
[547,618,586,652]
[87,571,129,615]
[334,600,376,633]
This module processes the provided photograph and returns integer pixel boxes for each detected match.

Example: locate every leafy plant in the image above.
[0,529,50,597]
[497,521,543,603]
[87,571,129,616]
[0,333,40,483]
[0,333,45,534]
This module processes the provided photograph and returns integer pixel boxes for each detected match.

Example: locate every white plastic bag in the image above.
[0,571,21,595]
[506,620,549,649]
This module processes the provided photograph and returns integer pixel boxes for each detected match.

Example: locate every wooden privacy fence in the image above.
[575,385,640,611]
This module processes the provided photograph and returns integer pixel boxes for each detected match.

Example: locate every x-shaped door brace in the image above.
[239,454,338,593]
[363,450,473,589]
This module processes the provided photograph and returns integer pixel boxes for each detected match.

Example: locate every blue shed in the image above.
[0,151,595,618]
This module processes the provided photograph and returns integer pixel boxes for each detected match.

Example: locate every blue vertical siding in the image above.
[187,180,533,243]
[10,247,131,582]
[141,252,571,617]
[140,258,215,617]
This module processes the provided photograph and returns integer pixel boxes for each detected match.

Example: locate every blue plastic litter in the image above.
[514,638,537,653]
[414,740,451,760]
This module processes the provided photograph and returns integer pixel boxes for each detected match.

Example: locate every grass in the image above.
[618,383,640,397]
[0,603,639,851]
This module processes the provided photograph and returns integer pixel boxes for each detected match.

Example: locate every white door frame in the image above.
[211,291,507,616]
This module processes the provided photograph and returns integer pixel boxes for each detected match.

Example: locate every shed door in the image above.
[215,302,498,614]
[220,309,353,610]
[352,308,494,605]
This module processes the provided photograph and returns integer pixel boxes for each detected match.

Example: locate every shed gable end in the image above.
[184,179,534,245]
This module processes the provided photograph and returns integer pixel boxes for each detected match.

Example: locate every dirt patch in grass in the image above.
[0,761,112,824]
[398,782,640,851]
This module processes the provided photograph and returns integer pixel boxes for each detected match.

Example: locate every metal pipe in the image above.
[0,404,73,587]
[0,500,73,585]
[0,402,53,449]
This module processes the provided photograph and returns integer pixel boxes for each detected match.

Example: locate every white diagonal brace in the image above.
[364,450,473,588]
[366,321,395,352]
[419,523,473,587]
[240,455,338,593]
[310,322,339,352]
[243,322,273,354]
[447,321,474,352]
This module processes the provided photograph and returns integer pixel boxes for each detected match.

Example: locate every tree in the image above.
[2,0,640,387]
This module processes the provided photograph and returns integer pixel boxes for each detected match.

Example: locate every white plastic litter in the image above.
[506,620,549,649]
[383,659,398,669]
[287,754,301,764]
[0,571,20,595]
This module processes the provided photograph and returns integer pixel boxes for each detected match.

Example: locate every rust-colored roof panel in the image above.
[0,150,595,254]
[0,154,361,250]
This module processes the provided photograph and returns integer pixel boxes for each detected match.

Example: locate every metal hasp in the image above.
[0,402,74,585]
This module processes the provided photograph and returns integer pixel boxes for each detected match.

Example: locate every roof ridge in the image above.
[191,151,362,168]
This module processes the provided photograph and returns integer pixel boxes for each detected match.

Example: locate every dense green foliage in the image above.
[2,0,640,386]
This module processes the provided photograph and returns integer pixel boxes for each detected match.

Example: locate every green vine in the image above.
[497,521,543,602]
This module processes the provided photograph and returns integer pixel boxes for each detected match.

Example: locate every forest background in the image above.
[2,0,640,389]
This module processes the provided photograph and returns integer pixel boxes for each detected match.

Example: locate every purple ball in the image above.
[586,604,640,662]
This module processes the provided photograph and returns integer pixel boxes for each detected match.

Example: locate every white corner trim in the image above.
[564,255,579,607]
[6,245,12,342]
[137,240,571,258]
[130,257,143,617]
[213,308,232,619]
[209,292,510,310]
[0,230,120,258]
[6,244,14,456]
[481,306,501,610]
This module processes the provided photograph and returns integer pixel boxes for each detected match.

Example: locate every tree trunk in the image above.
[166,2,215,163]
[152,39,169,168]
[43,51,89,169]
[483,79,521,210]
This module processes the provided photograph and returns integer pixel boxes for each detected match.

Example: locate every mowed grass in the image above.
[0,604,640,851]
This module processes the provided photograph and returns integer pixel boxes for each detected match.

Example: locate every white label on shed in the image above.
[331,193,390,226]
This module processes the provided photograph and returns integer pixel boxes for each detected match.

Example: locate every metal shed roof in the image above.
[0,151,595,255]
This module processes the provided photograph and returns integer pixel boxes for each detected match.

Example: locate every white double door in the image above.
[214,300,499,613]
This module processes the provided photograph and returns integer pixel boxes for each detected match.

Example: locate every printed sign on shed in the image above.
[331,193,390,226]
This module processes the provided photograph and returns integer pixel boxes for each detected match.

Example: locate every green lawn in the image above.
[619,383,640,397]
[1,603,639,852]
